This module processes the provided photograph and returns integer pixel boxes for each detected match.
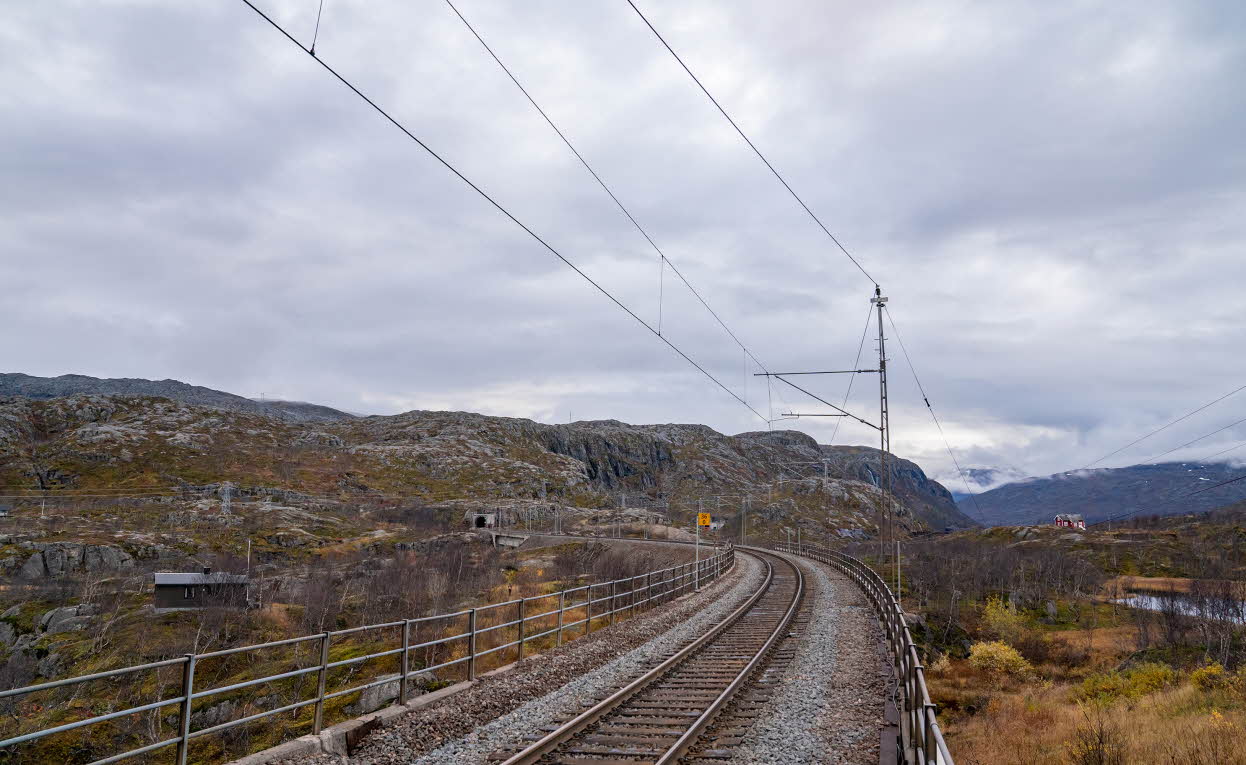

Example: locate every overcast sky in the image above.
[3,0,1245,490]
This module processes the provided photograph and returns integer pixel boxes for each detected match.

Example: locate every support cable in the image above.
[239,0,768,422]
[624,0,877,288]
[309,0,325,55]
[829,304,875,444]
[884,306,989,524]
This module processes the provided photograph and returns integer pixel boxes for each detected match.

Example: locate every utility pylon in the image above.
[871,286,897,598]
[754,288,899,597]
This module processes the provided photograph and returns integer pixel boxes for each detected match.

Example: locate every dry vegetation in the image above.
[0,504,693,765]
[881,520,1246,764]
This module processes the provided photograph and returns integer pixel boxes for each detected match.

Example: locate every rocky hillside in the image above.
[959,462,1246,526]
[0,372,354,423]
[0,383,973,538]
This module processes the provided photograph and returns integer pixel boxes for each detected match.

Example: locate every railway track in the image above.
[491,548,804,764]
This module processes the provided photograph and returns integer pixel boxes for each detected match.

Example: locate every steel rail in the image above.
[655,547,804,764]
[499,549,796,765]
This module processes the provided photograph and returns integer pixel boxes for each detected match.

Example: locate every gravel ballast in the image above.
[727,552,888,764]
[291,550,765,764]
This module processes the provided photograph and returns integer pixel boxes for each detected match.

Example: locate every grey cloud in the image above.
[2,0,1244,485]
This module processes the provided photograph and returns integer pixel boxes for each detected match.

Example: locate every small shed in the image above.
[465,511,497,529]
[153,568,249,611]
[0,504,10,518]
[1054,513,1086,530]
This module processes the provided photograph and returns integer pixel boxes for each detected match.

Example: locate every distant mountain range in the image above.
[957,462,1246,526]
[0,373,354,423]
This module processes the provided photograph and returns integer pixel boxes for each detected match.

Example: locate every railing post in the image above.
[175,653,196,765]
[923,703,938,764]
[556,591,565,646]
[609,581,617,625]
[517,598,527,661]
[584,587,591,637]
[399,619,411,705]
[468,609,478,681]
[313,631,330,734]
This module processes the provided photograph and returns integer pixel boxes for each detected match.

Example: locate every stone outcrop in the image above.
[17,543,134,579]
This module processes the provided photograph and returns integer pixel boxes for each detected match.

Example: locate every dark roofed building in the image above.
[153,567,249,611]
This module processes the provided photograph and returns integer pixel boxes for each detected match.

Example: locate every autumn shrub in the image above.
[968,640,1033,683]
[1077,662,1177,703]
[1192,662,1228,691]
[980,595,1026,645]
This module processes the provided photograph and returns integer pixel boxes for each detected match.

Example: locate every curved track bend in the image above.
[493,548,803,764]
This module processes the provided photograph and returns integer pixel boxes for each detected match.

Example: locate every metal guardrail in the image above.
[774,543,952,765]
[0,546,733,765]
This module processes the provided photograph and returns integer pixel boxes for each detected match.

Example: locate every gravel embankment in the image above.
[728,553,887,765]
[290,550,765,765]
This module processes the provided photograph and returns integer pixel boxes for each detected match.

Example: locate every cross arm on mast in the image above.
[770,374,881,430]
[753,370,878,376]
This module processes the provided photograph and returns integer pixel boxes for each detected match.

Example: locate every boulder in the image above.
[36,653,65,679]
[190,699,238,729]
[39,604,99,635]
[0,621,15,648]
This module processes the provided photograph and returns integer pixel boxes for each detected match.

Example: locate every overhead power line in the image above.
[884,306,989,525]
[239,0,767,423]
[624,0,877,288]
[1138,414,1246,466]
[443,0,790,416]
[1080,382,1246,470]
[1089,470,1246,527]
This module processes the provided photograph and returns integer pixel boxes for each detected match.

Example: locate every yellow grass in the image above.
[947,683,1246,765]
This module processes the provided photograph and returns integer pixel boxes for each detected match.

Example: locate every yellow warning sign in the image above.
[698,513,712,527]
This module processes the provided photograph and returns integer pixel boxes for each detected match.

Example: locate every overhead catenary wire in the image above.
[884,306,989,525]
[624,0,877,288]
[443,0,781,395]
[238,0,768,423]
